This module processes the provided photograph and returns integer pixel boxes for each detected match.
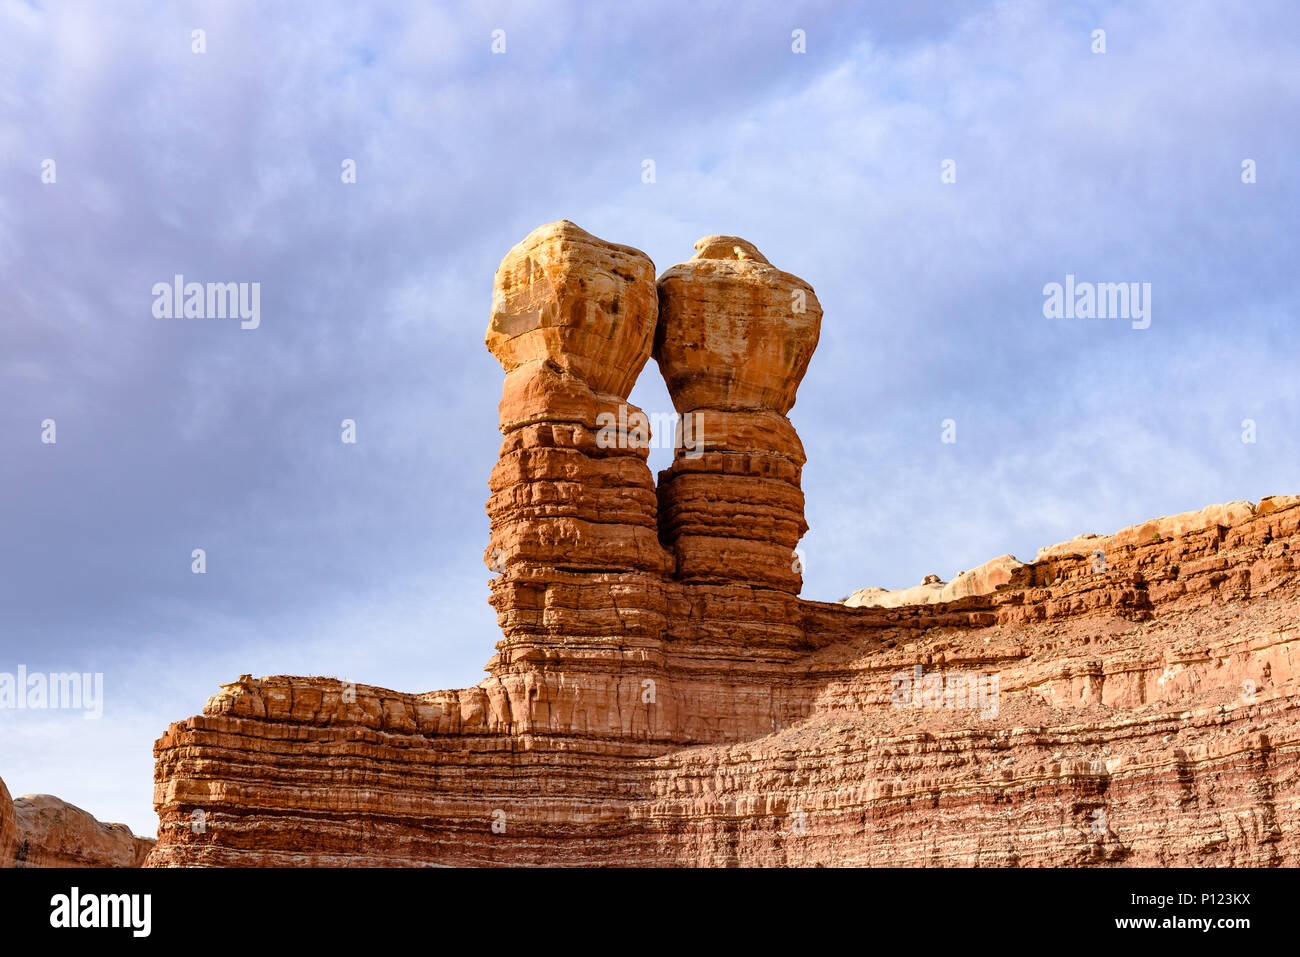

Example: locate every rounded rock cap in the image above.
[690,235,771,264]
[487,220,658,399]
[654,235,822,415]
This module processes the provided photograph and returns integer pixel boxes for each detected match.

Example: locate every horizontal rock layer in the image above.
[145,223,1299,866]
[654,235,820,593]
[149,496,1300,865]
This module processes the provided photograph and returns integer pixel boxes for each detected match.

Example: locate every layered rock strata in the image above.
[0,778,16,864]
[655,235,821,593]
[146,223,1300,867]
[482,221,678,745]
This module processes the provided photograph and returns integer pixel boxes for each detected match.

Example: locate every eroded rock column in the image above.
[485,220,670,575]
[483,221,673,732]
[654,236,822,593]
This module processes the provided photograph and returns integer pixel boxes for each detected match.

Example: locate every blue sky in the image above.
[1,0,1296,835]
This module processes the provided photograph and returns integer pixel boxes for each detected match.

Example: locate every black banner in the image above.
[0,866,1274,943]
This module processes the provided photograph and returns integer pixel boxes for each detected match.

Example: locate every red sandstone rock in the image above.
[484,220,672,581]
[0,778,17,865]
[654,236,821,592]
[480,222,676,753]
[147,493,1300,866]
[654,235,821,414]
[0,779,154,868]
[10,794,154,868]
[845,554,1032,607]
[144,223,1300,868]
[488,220,659,400]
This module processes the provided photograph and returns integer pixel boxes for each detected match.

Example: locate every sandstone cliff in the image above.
[0,777,154,868]
[146,222,1300,867]
[0,778,17,864]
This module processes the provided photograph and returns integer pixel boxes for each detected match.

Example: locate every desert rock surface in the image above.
[146,223,1300,867]
[0,778,154,868]
[0,778,17,864]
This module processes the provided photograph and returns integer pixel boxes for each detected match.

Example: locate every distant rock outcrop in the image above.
[846,499,1300,608]
[845,554,1029,608]
[0,777,154,868]
[145,222,1300,867]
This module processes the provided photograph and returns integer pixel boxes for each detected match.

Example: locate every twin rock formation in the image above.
[144,222,1300,866]
[485,221,819,598]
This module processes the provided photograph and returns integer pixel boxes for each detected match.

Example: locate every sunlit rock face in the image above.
[484,220,671,578]
[654,235,821,593]
[0,778,16,865]
[0,780,154,868]
[654,234,821,414]
[145,223,1300,868]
